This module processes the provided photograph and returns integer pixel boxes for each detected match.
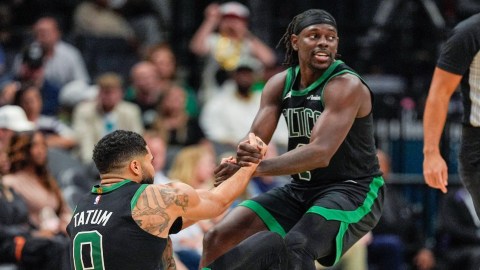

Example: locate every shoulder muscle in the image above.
[132,183,198,237]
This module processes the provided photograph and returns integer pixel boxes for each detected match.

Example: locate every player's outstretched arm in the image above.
[183,133,267,220]
[132,134,266,238]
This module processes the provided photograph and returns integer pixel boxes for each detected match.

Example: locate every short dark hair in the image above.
[93,130,148,174]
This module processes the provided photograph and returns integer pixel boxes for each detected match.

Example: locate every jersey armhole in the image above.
[282,66,299,98]
[130,184,148,211]
[321,70,371,108]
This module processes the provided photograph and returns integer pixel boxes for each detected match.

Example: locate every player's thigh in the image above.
[285,212,339,254]
[209,206,267,242]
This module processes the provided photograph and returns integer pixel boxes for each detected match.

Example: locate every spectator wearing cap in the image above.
[0,105,35,149]
[190,1,276,103]
[199,57,287,154]
[1,43,62,116]
[72,72,143,164]
[33,16,90,89]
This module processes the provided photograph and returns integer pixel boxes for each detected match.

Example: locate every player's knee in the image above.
[285,230,310,253]
[264,232,288,257]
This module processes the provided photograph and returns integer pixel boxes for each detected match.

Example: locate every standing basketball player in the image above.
[202,9,385,269]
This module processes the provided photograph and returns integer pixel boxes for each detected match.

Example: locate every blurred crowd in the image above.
[0,0,479,269]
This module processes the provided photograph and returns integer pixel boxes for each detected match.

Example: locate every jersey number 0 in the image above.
[73,230,105,270]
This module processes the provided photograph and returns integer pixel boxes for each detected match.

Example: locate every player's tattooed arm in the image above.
[162,236,177,270]
[160,188,189,212]
[132,185,190,236]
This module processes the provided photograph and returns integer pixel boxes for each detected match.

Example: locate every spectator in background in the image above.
[189,1,276,103]
[152,86,204,147]
[125,61,165,129]
[1,43,61,116]
[0,105,35,150]
[168,143,216,190]
[73,0,136,42]
[200,57,287,154]
[146,42,200,117]
[114,0,166,53]
[143,129,169,184]
[57,79,99,125]
[32,16,90,89]
[0,147,68,270]
[369,150,436,270]
[72,72,143,163]
[13,82,77,150]
[3,131,72,236]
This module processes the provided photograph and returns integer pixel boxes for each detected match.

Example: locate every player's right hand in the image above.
[237,133,265,167]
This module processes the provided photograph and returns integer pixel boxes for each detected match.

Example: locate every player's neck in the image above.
[100,173,137,186]
[100,179,125,186]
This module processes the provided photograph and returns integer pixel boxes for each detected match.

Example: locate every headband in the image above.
[293,9,337,35]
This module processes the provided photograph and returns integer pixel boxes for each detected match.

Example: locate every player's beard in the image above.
[140,166,154,184]
[140,177,154,184]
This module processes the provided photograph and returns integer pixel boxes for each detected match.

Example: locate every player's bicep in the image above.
[310,76,366,157]
[250,72,286,142]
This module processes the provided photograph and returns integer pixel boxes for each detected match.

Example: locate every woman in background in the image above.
[3,131,71,235]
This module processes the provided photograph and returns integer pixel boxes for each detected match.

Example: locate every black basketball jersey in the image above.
[281,60,381,185]
[67,180,166,270]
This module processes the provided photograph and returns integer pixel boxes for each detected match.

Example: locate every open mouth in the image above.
[314,52,330,62]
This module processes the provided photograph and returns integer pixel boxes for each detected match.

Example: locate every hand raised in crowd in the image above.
[204,3,221,25]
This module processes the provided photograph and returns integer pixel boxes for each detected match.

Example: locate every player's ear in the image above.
[130,160,141,176]
[291,34,299,51]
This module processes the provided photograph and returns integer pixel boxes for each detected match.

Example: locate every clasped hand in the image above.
[214,133,266,186]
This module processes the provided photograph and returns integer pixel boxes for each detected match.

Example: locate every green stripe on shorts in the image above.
[239,200,287,237]
[306,176,384,264]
